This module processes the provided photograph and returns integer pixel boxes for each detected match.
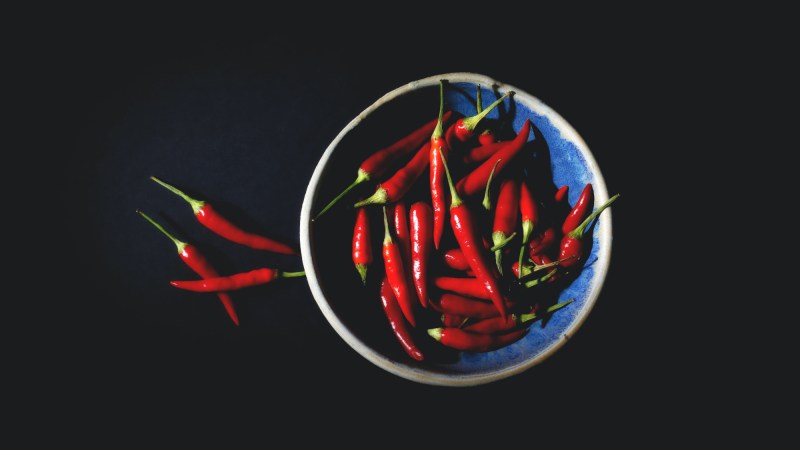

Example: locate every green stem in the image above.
[427,327,444,341]
[314,169,371,220]
[523,268,557,288]
[353,186,388,208]
[482,159,501,211]
[136,210,187,253]
[438,147,462,209]
[150,176,205,215]
[382,205,392,245]
[432,80,445,140]
[280,271,306,278]
[490,231,516,252]
[476,84,483,113]
[568,193,620,239]
[460,91,513,132]
[519,299,575,323]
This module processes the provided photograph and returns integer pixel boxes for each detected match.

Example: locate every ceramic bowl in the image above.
[300,72,613,386]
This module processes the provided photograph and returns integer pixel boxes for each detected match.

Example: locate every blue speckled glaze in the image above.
[302,73,611,386]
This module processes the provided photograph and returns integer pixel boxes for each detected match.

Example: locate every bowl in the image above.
[300,72,613,386]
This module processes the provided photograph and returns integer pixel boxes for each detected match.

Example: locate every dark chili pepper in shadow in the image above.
[169,268,305,292]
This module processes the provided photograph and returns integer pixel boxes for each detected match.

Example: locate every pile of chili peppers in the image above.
[316,81,620,360]
[138,177,304,326]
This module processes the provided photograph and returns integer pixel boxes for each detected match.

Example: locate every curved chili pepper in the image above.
[462,140,507,165]
[150,176,297,255]
[456,119,532,197]
[381,206,416,327]
[559,193,620,269]
[314,111,452,219]
[446,90,512,147]
[379,276,424,361]
[427,327,527,352]
[433,293,502,319]
[439,147,508,318]
[353,142,431,207]
[392,201,420,308]
[517,179,540,277]
[169,268,305,292]
[352,206,372,285]
[463,299,574,334]
[528,226,558,257]
[429,81,450,250]
[562,183,594,235]
[409,201,433,308]
[442,248,471,272]
[137,210,240,326]
[491,177,520,274]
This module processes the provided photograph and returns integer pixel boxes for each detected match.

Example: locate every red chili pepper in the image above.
[150,176,297,255]
[409,201,433,308]
[434,276,492,300]
[379,275,424,361]
[314,111,452,219]
[559,193,620,269]
[169,267,305,292]
[427,327,526,352]
[381,206,416,327]
[461,140,507,165]
[446,90,512,147]
[442,248,471,272]
[555,185,569,203]
[438,147,508,318]
[137,210,240,326]
[517,179,540,276]
[391,201,420,308]
[353,141,431,207]
[528,226,558,257]
[352,206,372,285]
[475,84,497,145]
[429,81,450,250]
[562,183,595,235]
[456,119,532,197]
[433,293,502,319]
[463,299,574,334]
[491,177,520,274]
[512,259,559,287]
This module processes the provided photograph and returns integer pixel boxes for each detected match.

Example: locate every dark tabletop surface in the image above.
[37,9,724,443]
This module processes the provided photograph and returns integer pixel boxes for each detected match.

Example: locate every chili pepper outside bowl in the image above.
[300,72,613,386]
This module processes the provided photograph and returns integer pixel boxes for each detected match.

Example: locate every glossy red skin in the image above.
[429,134,449,249]
[555,185,569,203]
[450,204,508,317]
[463,315,519,334]
[383,232,416,327]
[361,111,452,178]
[393,201,412,271]
[170,268,278,292]
[436,293,502,319]
[179,244,239,326]
[494,178,520,236]
[409,202,433,308]
[519,181,539,226]
[434,276,492,300]
[478,131,496,146]
[380,276,424,361]
[442,248,471,272]
[558,234,585,269]
[456,119,532,197]
[531,254,559,283]
[437,327,526,352]
[562,183,594,234]
[462,140,507,165]
[352,207,372,266]
[196,203,297,255]
[528,226,558,257]
[379,142,431,202]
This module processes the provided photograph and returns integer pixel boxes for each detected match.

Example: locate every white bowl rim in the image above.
[300,72,612,387]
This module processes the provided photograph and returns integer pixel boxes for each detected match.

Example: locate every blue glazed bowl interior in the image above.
[301,73,612,386]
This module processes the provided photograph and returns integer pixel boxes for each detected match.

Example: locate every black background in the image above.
[31,6,732,443]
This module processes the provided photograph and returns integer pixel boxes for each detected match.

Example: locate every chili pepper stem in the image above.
[490,232,516,252]
[523,268,557,288]
[460,91,513,132]
[136,210,187,253]
[439,148,462,208]
[567,193,620,239]
[427,327,444,341]
[356,264,368,285]
[476,84,483,113]
[482,159,501,211]
[279,270,306,278]
[353,187,388,208]
[518,299,575,323]
[314,169,370,220]
[150,176,205,215]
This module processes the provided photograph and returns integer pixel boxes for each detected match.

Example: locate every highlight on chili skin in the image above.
[327,80,620,360]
